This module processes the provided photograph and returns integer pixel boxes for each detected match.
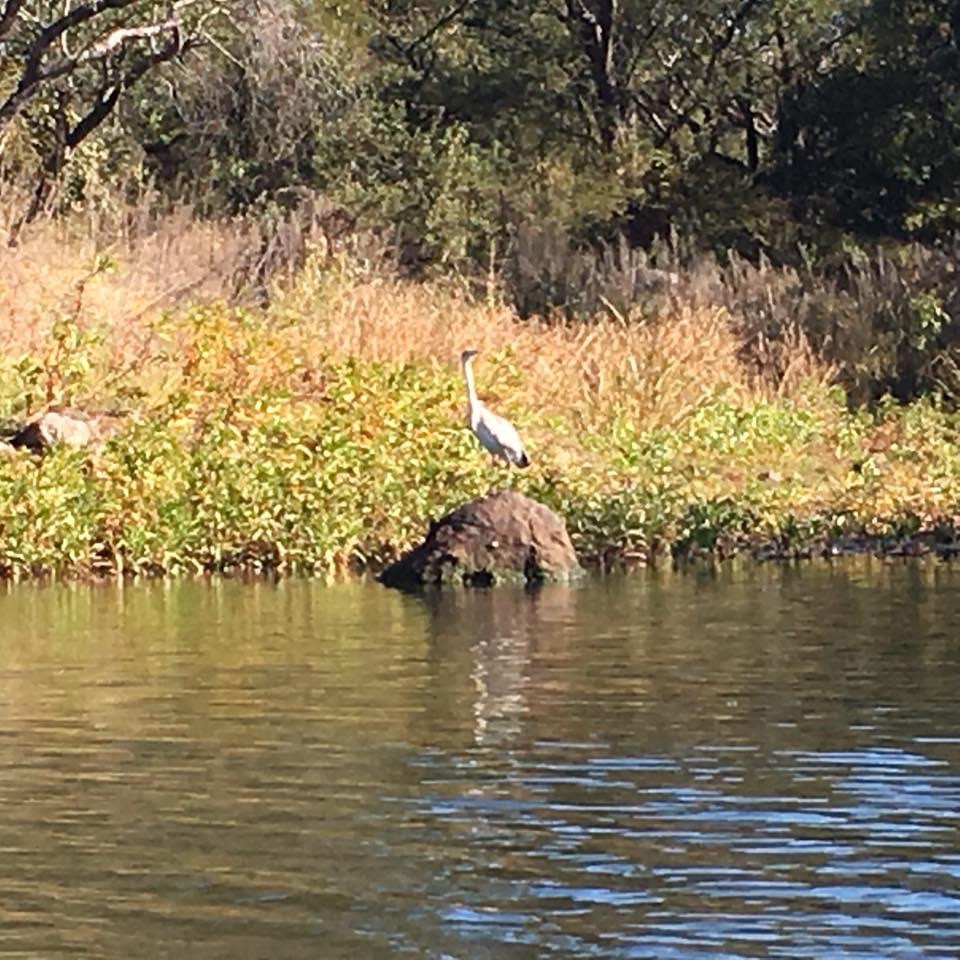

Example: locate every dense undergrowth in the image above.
[1,246,959,582]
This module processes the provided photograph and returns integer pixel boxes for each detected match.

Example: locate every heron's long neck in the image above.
[462,358,480,413]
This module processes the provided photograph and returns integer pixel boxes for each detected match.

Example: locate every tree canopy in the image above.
[3,0,960,262]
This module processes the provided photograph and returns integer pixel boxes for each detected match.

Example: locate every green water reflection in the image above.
[0,562,958,958]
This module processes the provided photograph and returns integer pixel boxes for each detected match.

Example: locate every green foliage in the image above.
[0,316,493,577]
[6,1,960,577]
[772,0,960,239]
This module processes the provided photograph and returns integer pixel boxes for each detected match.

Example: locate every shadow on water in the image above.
[1,561,959,957]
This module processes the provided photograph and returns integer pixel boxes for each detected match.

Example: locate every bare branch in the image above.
[705,0,763,85]
[564,0,623,149]
[75,17,182,64]
[0,0,140,136]
[41,0,204,76]
[5,3,211,244]
[406,0,471,55]
[66,27,187,149]
[23,0,141,83]
[0,0,222,142]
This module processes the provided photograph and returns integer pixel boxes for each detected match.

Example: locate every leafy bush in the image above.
[1,293,958,580]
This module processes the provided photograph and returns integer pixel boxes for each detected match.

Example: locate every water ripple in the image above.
[0,573,959,958]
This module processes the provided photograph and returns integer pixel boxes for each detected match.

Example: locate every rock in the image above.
[379,489,583,589]
[6,407,125,453]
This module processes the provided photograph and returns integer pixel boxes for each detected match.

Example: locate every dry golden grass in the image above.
[0,204,269,353]
[0,209,832,429]
[276,259,830,429]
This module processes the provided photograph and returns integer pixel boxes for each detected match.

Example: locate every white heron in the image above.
[460,349,530,468]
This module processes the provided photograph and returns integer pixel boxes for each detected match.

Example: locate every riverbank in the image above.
[1,250,959,580]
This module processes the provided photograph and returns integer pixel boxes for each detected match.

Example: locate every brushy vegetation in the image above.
[1,233,959,582]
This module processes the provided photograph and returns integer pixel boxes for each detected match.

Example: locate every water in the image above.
[1,562,959,958]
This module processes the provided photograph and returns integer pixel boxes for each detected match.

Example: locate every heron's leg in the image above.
[487,453,500,493]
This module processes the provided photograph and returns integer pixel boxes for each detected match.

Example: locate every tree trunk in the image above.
[566,0,622,151]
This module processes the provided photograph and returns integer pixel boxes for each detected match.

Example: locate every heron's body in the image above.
[461,350,530,468]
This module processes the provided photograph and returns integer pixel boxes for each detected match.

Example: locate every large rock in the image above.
[379,489,583,589]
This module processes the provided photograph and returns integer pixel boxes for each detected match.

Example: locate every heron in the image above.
[460,349,530,468]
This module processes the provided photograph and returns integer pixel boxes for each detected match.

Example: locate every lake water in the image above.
[1,562,959,958]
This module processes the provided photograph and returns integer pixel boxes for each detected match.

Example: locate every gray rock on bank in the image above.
[2,407,125,453]
[379,489,583,589]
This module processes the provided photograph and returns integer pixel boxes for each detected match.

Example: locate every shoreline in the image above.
[1,275,958,584]
[1,379,958,583]
[1,521,958,586]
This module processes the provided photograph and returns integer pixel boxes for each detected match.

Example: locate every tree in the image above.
[770,0,960,238]
[0,0,232,242]
[138,1,365,214]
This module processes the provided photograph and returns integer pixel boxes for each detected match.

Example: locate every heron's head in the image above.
[460,348,479,364]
